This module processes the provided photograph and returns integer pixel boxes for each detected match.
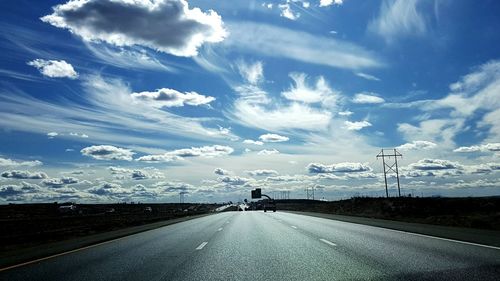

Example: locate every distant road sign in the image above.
[251,188,261,199]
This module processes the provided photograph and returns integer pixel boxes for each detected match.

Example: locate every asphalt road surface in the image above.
[1,211,500,281]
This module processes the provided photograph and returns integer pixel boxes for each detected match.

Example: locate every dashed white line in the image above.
[291,225,298,229]
[320,238,337,247]
[217,228,223,231]
[196,242,208,250]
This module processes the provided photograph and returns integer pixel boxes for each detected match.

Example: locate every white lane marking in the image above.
[320,238,337,247]
[283,212,500,251]
[196,242,208,250]
[217,228,223,231]
[291,225,298,229]
[381,227,500,251]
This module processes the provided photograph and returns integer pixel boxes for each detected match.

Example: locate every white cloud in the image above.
[27,59,78,79]
[87,182,130,198]
[320,0,343,7]
[369,0,427,43]
[246,169,279,176]
[397,119,464,149]
[69,132,89,138]
[218,175,250,186]
[0,75,229,147]
[226,22,383,70]
[257,149,280,155]
[137,145,234,162]
[85,43,174,72]
[397,140,437,151]
[243,139,264,146]
[108,166,132,174]
[214,168,231,176]
[42,177,79,188]
[352,92,385,104]
[343,120,372,131]
[236,60,263,85]
[278,3,300,20]
[408,159,462,171]
[1,170,48,179]
[355,72,381,81]
[0,157,42,167]
[454,143,500,153]
[422,61,500,141]
[307,162,372,173]
[47,132,58,138]
[281,73,338,105]
[135,154,181,163]
[81,145,134,161]
[232,101,332,132]
[338,110,353,116]
[41,0,227,57]
[259,133,289,143]
[131,170,148,180]
[131,88,215,108]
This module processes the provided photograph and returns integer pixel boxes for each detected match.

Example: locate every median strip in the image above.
[196,242,208,250]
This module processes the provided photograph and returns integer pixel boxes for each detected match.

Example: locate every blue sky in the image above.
[0,0,499,203]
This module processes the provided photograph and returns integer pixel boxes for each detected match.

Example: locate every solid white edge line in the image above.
[380,227,500,250]
[196,242,208,250]
[286,212,500,251]
[320,238,337,247]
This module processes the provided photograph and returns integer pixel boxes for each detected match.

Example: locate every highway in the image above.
[1,211,499,280]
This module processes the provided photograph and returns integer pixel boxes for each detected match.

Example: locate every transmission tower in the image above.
[306,186,315,200]
[376,148,402,198]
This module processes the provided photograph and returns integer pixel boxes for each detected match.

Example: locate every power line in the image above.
[376,148,403,198]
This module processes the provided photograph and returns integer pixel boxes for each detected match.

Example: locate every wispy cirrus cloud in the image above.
[352,92,385,104]
[369,0,427,43]
[225,21,383,70]
[0,74,234,149]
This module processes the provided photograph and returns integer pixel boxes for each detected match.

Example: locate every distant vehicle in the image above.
[144,207,152,213]
[263,200,276,212]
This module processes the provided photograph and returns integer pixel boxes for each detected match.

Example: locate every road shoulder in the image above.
[1,213,210,270]
[286,211,500,248]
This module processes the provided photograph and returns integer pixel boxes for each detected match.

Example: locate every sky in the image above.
[0,0,499,204]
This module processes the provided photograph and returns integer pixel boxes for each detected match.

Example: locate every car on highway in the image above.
[263,200,276,212]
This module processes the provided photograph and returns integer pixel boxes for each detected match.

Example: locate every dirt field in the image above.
[0,203,221,252]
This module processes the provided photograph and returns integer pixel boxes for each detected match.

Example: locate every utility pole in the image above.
[376,148,403,198]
